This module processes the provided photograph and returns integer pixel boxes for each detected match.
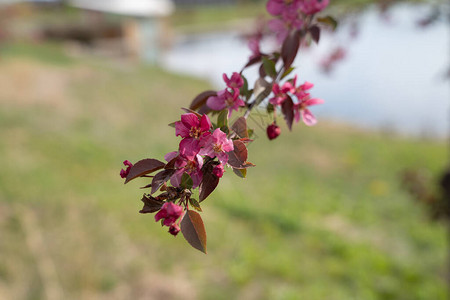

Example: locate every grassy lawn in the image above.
[0,43,447,299]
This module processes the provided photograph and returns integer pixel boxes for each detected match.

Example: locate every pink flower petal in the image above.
[207,95,226,111]
[179,138,200,160]
[304,98,324,106]
[301,109,317,126]
[181,113,199,128]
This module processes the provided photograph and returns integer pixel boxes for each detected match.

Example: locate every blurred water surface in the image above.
[162,4,449,137]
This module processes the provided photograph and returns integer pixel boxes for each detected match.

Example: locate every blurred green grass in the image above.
[0,42,447,299]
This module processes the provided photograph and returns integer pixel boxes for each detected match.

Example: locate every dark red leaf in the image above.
[139,194,164,214]
[281,30,301,70]
[198,104,212,115]
[165,156,178,169]
[241,55,262,71]
[228,140,248,169]
[189,91,217,111]
[309,25,320,44]
[181,210,207,254]
[151,169,175,194]
[282,95,294,131]
[181,107,202,118]
[231,117,248,139]
[125,159,165,184]
[199,162,220,202]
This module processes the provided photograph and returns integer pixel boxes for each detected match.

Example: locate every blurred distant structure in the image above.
[173,0,236,6]
[68,0,174,63]
[0,0,174,63]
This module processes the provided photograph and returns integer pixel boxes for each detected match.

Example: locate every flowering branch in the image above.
[120,0,337,253]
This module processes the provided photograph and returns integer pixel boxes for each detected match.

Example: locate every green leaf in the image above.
[233,168,247,178]
[262,56,277,78]
[180,173,193,190]
[239,75,252,100]
[217,109,228,129]
[181,210,207,254]
[281,67,295,80]
[267,103,275,114]
[125,159,165,184]
[189,198,202,212]
[317,16,338,30]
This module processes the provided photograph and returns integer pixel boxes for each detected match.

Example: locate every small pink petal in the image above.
[181,113,199,128]
[301,109,317,126]
[304,98,324,106]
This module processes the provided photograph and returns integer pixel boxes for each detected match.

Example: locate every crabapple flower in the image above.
[299,0,329,15]
[294,98,324,126]
[166,153,204,188]
[175,113,211,159]
[248,37,261,60]
[289,75,314,99]
[207,89,245,117]
[267,123,281,140]
[169,224,181,236]
[267,0,301,16]
[155,202,184,227]
[269,81,292,106]
[199,128,234,164]
[120,160,133,178]
[268,16,303,44]
[223,72,244,91]
[213,164,225,178]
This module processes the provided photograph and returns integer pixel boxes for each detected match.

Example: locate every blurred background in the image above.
[0,0,448,299]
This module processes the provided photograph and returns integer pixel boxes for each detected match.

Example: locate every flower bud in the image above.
[213,164,225,178]
[169,224,181,236]
[267,123,281,140]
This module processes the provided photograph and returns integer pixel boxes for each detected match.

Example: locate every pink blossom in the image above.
[299,0,329,15]
[267,0,301,16]
[154,202,184,227]
[166,153,204,188]
[206,89,245,117]
[269,81,292,106]
[213,164,225,178]
[267,123,281,140]
[223,72,244,90]
[175,113,211,159]
[248,37,261,60]
[268,14,303,44]
[294,98,324,126]
[169,224,181,236]
[120,160,133,178]
[289,75,314,99]
[199,128,234,164]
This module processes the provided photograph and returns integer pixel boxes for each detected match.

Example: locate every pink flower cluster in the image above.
[266,0,329,43]
[165,113,234,189]
[207,72,245,117]
[155,202,184,236]
[269,75,324,126]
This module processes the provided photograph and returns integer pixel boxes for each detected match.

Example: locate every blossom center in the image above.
[284,0,293,4]
[189,126,201,139]
[186,160,197,172]
[225,96,235,107]
[213,143,223,153]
